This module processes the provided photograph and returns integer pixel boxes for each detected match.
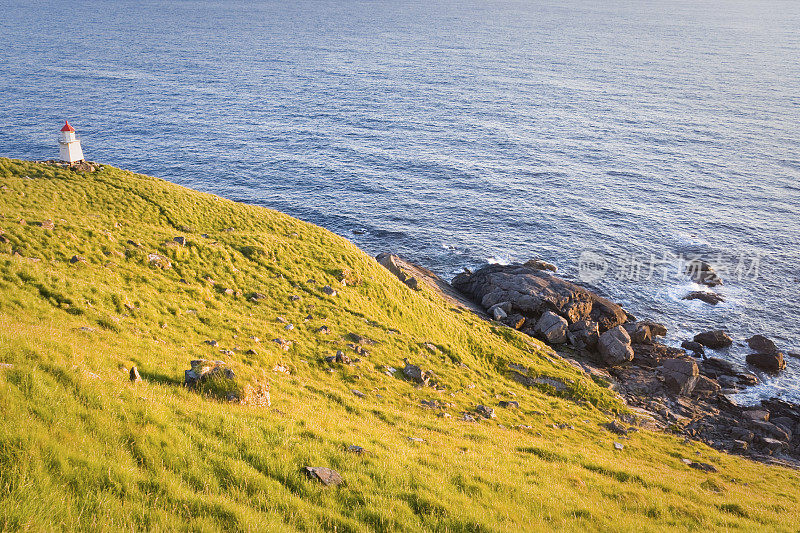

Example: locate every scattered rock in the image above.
[475,405,496,419]
[533,311,569,344]
[746,352,786,373]
[129,366,141,383]
[273,338,292,351]
[613,442,624,450]
[746,335,779,355]
[402,358,433,386]
[204,340,219,347]
[682,291,724,305]
[70,255,86,264]
[347,445,364,454]
[693,330,732,349]
[321,285,337,296]
[245,349,258,355]
[597,326,634,366]
[491,306,508,320]
[408,437,424,443]
[249,292,266,302]
[78,326,94,333]
[38,219,55,230]
[0,363,13,370]
[173,236,186,246]
[326,351,352,365]
[184,360,235,390]
[303,467,343,486]
[499,400,519,409]
[688,461,717,473]
[147,253,171,269]
[284,323,294,331]
[605,421,628,435]
[351,389,365,398]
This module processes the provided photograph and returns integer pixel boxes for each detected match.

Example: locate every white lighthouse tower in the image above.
[58,120,84,163]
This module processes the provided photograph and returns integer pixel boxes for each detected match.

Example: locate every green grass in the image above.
[0,157,798,532]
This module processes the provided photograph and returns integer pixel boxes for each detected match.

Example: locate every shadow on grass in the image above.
[138,369,183,387]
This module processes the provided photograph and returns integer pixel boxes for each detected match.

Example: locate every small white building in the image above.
[58,120,84,163]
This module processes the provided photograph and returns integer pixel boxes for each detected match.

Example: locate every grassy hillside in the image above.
[0,158,798,532]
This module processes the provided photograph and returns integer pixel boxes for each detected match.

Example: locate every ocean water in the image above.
[2,0,799,403]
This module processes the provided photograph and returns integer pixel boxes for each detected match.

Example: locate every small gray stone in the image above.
[303,466,343,486]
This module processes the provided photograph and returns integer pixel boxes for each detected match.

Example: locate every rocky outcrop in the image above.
[693,330,732,349]
[184,360,235,390]
[376,253,421,291]
[452,263,627,332]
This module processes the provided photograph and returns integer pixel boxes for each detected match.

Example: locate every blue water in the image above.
[2,0,800,403]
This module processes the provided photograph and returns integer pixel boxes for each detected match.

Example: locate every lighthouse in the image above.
[58,120,84,163]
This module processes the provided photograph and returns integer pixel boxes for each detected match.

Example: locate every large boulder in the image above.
[661,358,699,395]
[452,264,627,332]
[533,311,568,344]
[693,330,733,349]
[746,335,779,354]
[184,360,235,390]
[567,320,600,350]
[746,352,786,373]
[597,326,634,366]
[682,291,724,305]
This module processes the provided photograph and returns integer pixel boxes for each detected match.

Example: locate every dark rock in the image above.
[321,285,337,296]
[661,358,699,395]
[681,341,705,357]
[597,326,634,366]
[605,420,628,435]
[692,375,721,397]
[129,366,141,383]
[685,259,722,287]
[639,320,667,337]
[730,427,754,442]
[628,323,652,344]
[751,420,790,442]
[303,466,343,486]
[347,445,364,454]
[760,437,788,453]
[567,319,599,350]
[173,236,186,246]
[499,400,519,409]
[746,335,779,354]
[451,264,627,332]
[204,340,219,347]
[402,358,432,385]
[533,311,568,344]
[743,409,769,422]
[502,314,526,330]
[70,255,86,264]
[746,352,786,373]
[682,291,724,305]
[693,330,732,349]
[732,440,748,452]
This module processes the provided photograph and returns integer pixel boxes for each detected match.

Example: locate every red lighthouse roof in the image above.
[61,120,75,132]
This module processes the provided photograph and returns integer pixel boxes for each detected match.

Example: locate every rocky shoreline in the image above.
[378,254,800,469]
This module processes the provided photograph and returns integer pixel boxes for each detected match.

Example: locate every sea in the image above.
[2,0,799,404]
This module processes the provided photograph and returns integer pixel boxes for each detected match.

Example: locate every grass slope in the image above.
[0,158,798,532]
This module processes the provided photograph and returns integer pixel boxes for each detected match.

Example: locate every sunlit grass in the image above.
[0,158,798,531]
